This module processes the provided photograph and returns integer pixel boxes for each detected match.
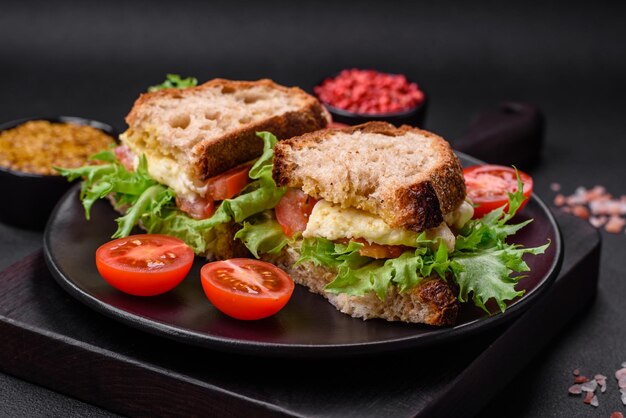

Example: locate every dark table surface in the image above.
[1,1,625,417]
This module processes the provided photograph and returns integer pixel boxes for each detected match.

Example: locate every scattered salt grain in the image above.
[568,384,583,395]
[572,205,590,220]
[611,412,624,418]
[554,194,566,207]
[573,369,580,376]
[589,216,607,228]
[590,395,599,407]
[553,186,626,233]
[619,378,626,389]
[575,376,590,384]
[550,182,561,192]
[583,391,594,404]
[615,368,626,380]
[581,380,598,392]
[606,215,626,234]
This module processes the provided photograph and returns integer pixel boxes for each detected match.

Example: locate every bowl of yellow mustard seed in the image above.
[0,116,117,229]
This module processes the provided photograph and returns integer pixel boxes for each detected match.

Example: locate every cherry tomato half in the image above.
[206,163,251,201]
[275,189,318,237]
[201,259,295,320]
[95,234,194,296]
[463,165,533,219]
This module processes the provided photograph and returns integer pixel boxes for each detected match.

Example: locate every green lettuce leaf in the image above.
[56,131,284,255]
[292,168,549,312]
[234,213,291,258]
[299,237,450,301]
[148,74,198,92]
[450,243,549,312]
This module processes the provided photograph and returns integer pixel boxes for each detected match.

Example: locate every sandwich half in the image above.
[235,122,548,326]
[271,122,467,325]
[58,78,329,259]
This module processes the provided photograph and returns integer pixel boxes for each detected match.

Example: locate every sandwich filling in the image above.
[303,199,474,252]
[120,128,209,201]
[235,134,550,314]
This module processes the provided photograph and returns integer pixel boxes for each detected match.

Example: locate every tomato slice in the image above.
[275,189,318,237]
[113,144,136,172]
[206,163,251,201]
[176,195,215,219]
[463,165,533,219]
[201,259,295,320]
[95,234,194,296]
[336,238,409,259]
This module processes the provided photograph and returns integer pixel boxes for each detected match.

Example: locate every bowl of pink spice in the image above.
[314,68,427,127]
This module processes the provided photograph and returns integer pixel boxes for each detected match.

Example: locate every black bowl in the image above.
[314,72,428,127]
[323,100,428,127]
[0,116,118,230]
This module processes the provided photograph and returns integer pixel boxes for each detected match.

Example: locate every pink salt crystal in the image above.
[611,412,625,418]
[581,380,597,392]
[573,368,581,376]
[554,194,566,207]
[583,391,593,404]
[572,205,590,220]
[589,216,607,228]
[590,395,599,407]
[575,376,590,384]
[615,368,626,380]
[600,383,607,393]
[568,384,583,395]
[550,182,561,192]
[619,378,626,389]
[605,216,625,233]
[594,373,606,381]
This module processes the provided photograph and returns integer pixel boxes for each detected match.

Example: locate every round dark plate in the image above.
[43,153,562,358]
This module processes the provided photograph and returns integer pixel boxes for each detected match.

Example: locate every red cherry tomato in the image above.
[463,165,533,219]
[274,189,318,237]
[95,234,194,296]
[201,259,295,320]
[176,196,215,219]
[206,163,251,201]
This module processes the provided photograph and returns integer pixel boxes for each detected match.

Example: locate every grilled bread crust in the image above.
[264,245,459,326]
[273,122,466,233]
[126,78,329,181]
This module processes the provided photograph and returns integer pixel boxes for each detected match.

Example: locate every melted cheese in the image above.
[120,130,207,200]
[303,200,460,252]
[443,200,475,230]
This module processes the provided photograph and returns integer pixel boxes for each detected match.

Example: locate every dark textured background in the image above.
[1,1,626,416]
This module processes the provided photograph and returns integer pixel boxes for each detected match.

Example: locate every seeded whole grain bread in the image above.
[273,122,466,232]
[124,78,329,184]
[264,245,459,325]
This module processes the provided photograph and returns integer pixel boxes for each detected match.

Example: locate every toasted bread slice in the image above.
[122,78,329,199]
[273,122,466,233]
[264,245,459,325]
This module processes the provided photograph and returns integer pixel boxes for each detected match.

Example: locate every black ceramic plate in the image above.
[43,153,562,358]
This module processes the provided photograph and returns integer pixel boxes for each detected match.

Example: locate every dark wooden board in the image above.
[0,212,599,418]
